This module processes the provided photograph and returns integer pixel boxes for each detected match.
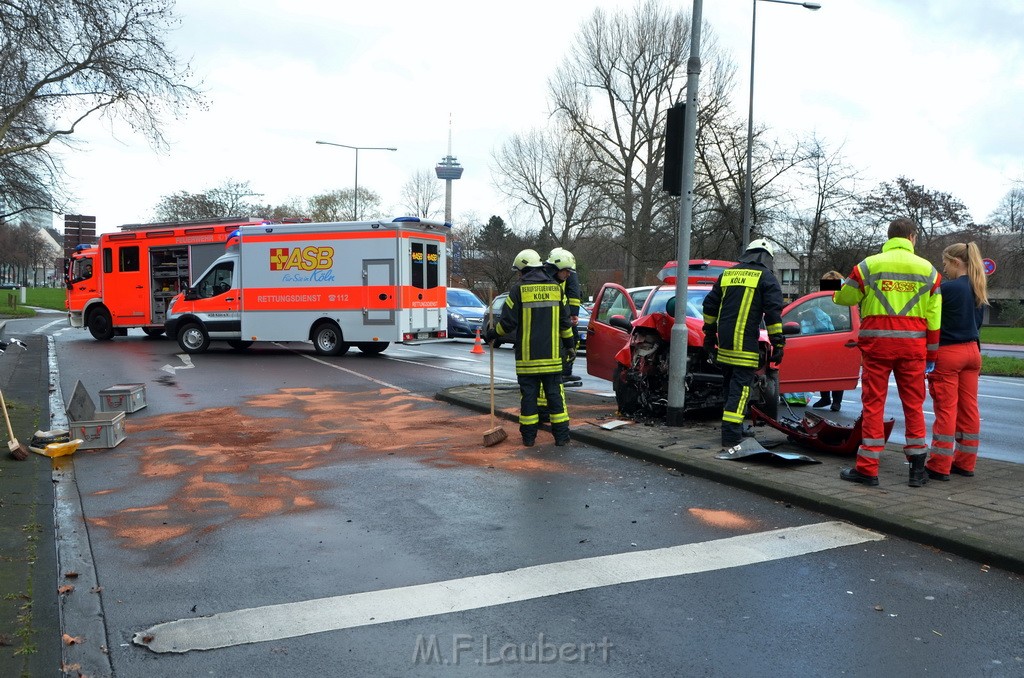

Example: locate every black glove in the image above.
[702,325,717,354]
[482,327,498,345]
[562,337,576,361]
[770,338,785,366]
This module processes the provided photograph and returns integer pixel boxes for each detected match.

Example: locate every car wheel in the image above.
[612,363,641,415]
[228,340,254,351]
[312,321,349,356]
[356,342,388,355]
[177,322,210,354]
[142,328,164,338]
[755,369,780,420]
[87,307,115,341]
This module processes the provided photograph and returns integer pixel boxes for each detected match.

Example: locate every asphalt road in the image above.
[9,317,1024,677]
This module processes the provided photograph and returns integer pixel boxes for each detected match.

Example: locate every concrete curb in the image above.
[436,386,1024,574]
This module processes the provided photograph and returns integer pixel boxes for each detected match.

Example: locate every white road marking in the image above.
[297,352,407,391]
[135,521,882,654]
[33,318,67,334]
[160,354,195,374]
[386,356,518,383]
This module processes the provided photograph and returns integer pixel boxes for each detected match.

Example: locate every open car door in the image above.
[586,283,640,381]
[779,291,861,393]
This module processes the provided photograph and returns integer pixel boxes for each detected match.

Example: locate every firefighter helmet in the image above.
[546,247,577,271]
[511,249,543,271]
[746,238,775,258]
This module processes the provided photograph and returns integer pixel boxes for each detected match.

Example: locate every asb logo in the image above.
[879,280,917,293]
[270,247,335,271]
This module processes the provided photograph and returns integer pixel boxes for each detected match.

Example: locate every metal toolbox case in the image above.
[66,381,127,450]
[98,383,147,413]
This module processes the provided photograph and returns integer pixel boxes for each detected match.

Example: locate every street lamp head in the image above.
[803,2,822,9]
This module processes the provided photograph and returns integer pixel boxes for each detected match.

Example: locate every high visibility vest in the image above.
[834,237,941,360]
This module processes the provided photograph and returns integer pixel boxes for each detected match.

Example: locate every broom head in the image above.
[483,425,508,447]
[8,438,29,461]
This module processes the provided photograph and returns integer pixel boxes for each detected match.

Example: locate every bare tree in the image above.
[989,179,1024,234]
[307,188,382,222]
[491,124,605,249]
[548,0,736,285]
[0,0,204,218]
[400,169,442,219]
[769,137,863,293]
[855,176,972,255]
[152,180,264,221]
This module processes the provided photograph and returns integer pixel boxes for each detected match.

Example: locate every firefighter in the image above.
[483,249,574,446]
[545,247,583,385]
[834,218,942,488]
[701,238,785,451]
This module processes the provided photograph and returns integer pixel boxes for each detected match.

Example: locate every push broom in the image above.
[483,300,507,447]
[1,389,29,461]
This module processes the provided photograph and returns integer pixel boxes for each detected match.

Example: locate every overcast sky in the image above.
[54,0,1024,234]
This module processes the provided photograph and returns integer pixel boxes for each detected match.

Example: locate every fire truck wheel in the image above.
[87,307,115,341]
[312,321,349,356]
[228,340,254,351]
[177,322,210,354]
[356,342,388,355]
[142,328,164,338]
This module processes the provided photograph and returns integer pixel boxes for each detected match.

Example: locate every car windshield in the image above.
[447,289,485,308]
[645,287,710,319]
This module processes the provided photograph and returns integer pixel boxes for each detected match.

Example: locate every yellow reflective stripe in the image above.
[520,413,540,425]
[765,323,782,334]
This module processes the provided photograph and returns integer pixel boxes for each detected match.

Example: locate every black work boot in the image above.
[908,455,929,488]
[840,467,879,486]
[520,424,537,448]
[830,391,843,412]
[552,422,570,446]
[811,395,831,408]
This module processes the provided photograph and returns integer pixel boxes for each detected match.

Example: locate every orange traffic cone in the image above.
[471,328,486,354]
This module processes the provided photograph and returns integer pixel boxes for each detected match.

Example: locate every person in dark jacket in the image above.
[925,242,988,480]
[483,249,574,447]
[545,247,583,385]
[701,238,785,450]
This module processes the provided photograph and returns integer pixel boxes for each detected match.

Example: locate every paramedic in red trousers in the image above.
[483,249,574,447]
[925,242,988,481]
[834,218,942,487]
[545,247,583,385]
[702,238,785,451]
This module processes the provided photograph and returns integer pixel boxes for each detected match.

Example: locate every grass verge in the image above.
[981,356,1024,378]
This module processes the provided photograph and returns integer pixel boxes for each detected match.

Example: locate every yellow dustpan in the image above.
[29,439,83,458]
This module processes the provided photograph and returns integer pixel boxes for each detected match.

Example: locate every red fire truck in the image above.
[65,217,277,340]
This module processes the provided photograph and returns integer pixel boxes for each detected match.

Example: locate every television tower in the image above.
[434,116,463,223]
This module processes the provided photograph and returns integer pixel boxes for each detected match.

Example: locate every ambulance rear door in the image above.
[401,235,446,337]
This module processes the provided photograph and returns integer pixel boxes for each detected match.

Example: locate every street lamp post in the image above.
[315,141,397,220]
[742,0,821,249]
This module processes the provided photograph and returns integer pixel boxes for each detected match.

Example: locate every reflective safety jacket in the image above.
[496,268,573,375]
[563,269,582,317]
[702,260,784,368]
[833,237,941,360]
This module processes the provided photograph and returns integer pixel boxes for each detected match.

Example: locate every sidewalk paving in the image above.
[0,326,60,676]
[437,383,1024,575]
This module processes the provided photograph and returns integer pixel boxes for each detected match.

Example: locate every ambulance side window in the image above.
[426,243,439,289]
[195,262,234,299]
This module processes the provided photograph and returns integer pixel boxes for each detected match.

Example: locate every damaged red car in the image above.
[586,262,862,419]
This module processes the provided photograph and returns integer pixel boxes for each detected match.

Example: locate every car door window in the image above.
[596,288,632,324]
[784,296,850,336]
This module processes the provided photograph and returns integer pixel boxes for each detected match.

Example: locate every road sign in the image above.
[983,258,996,275]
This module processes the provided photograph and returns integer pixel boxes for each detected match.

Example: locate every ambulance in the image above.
[66,217,277,340]
[163,217,449,355]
